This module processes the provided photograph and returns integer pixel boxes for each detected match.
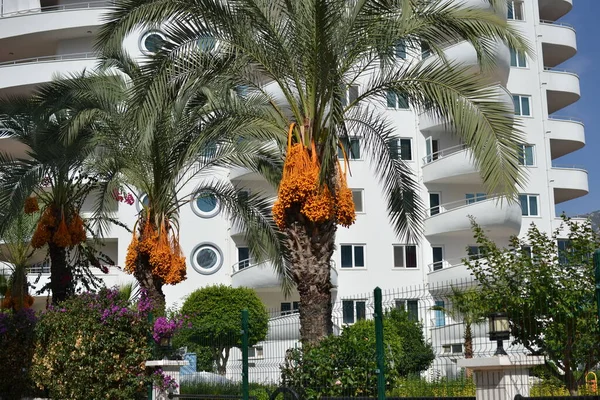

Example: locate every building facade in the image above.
[0,0,586,377]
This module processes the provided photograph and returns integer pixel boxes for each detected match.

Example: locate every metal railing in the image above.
[426,193,505,217]
[551,163,587,170]
[29,262,50,274]
[548,115,584,123]
[539,19,576,29]
[0,52,97,67]
[0,1,111,18]
[231,259,270,274]
[421,143,467,165]
[543,67,579,76]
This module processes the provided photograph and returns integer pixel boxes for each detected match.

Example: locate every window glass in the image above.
[354,246,365,267]
[342,300,354,324]
[351,190,364,212]
[341,245,353,268]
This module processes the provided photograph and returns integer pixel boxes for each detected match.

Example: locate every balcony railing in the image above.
[551,163,586,170]
[0,52,97,67]
[0,1,111,18]
[421,143,467,165]
[539,19,575,30]
[548,115,584,123]
[427,193,505,217]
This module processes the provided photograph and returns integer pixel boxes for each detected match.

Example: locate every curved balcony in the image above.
[543,68,580,114]
[0,53,98,92]
[547,116,585,159]
[424,195,522,238]
[231,259,339,290]
[538,0,572,22]
[427,259,476,291]
[551,164,589,204]
[0,1,108,41]
[267,313,300,341]
[539,21,577,68]
[419,85,513,132]
[422,144,480,185]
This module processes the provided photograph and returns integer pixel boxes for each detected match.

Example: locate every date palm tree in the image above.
[99,0,529,343]
[0,92,110,304]
[74,54,288,312]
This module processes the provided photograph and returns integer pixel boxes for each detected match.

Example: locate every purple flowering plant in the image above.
[152,315,191,343]
[152,368,179,391]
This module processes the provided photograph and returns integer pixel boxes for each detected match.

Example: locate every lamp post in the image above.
[488,312,510,356]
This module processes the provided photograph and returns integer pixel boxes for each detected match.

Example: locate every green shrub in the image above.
[388,376,475,397]
[30,288,152,400]
[0,308,39,399]
[180,380,274,400]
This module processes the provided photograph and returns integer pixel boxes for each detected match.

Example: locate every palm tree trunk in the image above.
[48,243,73,305]
[286,218,336,345]
[133,253,166,313]
[464,322,473,378]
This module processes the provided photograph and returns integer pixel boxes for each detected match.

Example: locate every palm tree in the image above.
[0,211,38,311]
[0,92,111,304]
[98,0,529,343]
[82,54,288,312]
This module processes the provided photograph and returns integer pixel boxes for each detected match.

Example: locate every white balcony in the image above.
[266,313,300,341]
[551,165,589,204]
[231,259,338,290]
[422,39,510,87]
[0,1,108,41]
[424,195,522,238]
[547,116,585,159]
[419,85,513,132]
[427,260,476,290]
[0,53,98,92]
[538,0,572,22]
[543,68,580,114]
[422,145,480,185]
[431,322,488,346]
[539,21,577,68]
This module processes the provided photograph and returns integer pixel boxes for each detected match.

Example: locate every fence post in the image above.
[241,309,249,400]
[594,250,600,331]
[374,287,385,400]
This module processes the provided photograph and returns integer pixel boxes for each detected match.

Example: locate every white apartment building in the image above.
[0,0,587,376]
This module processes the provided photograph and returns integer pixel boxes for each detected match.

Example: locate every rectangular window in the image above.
[340,244,366,268]
[465,193,487,204]
[247,345,264,358]
[386,90,409,109]
[429,193,440,216]
[341,85,359,107]
[519,194,539,216]
[432,246,444,271]
[342,300,366,324]
[395,299,419,321]
[468,246,486,261]
[280,301,300,315]
[510,48,527,67]
[513,95,531,116]
[395,40,406,59]
[421,42,431,59]
[393,245,417,268]
[442,344,463,354]
[434,300,445,327]
[351,189,364,213]
[389,138,413,160]
[338,137,361,160]
[507,0,524,21]
[238,247,250,269]
[557,239,571,265]
[518,144,535,166]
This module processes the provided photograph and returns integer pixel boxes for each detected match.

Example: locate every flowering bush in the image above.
[0,308,38,399]
[31,288,153,400]
[112,189,135,205]
[152,368,179,391]
[153,315,189,343]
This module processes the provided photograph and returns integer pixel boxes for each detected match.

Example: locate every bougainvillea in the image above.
[273,126,356,229]
[31,288,153,400]
[152,368,179,391]
[152,315,190,343]
[112,189,135,205]
[125,216,187,286]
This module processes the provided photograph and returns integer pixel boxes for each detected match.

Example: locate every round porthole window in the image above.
[192,191,220,218]
[191,244,223,275]
[140,31,165,54]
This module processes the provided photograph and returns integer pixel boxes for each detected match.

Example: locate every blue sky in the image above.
[552,2,599,216]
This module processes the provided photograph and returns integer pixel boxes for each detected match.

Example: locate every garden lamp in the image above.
[488,312,510,356]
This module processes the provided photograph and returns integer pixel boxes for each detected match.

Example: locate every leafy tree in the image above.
[0,91,113,304]
[431,287,487,360]
[99,0,528,343]
[465,217,600,395]
[282,308,433,399]
[176,285,269,375]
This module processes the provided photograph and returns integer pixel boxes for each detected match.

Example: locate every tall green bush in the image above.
[30,288,152,400]
[281,308,434,399]
[175,285,269,375]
